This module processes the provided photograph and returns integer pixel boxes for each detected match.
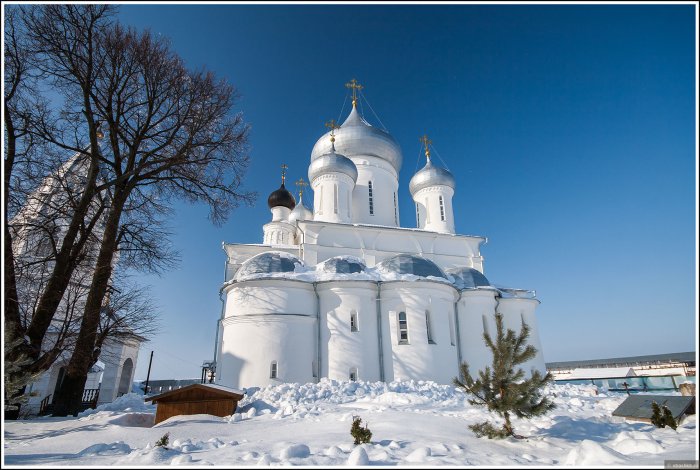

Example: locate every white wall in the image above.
[262,221,296,246]
[456,289,499,377]
[98,338,140,404]
[218,279,316,389]
[382,281,459,384]
[497,297,547,375]
[218,314,315,389]
[350,156,399,227]
[318,281,380,382]
[413,186,455,234]
[311,173,355,224]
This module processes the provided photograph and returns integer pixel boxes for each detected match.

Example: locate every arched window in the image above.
[449,311,455,346]
[425,310,435,344]
[350,311,358,332]
[349,367,358,382]
[347,191,351,218]
[439,195,445,221]
[425,197,430,223]
[393,192,398,225]
[333,184,338,214]
[270,361,278,379]
[398,311,408,344]
[416,204,420,227]
[482,315,489,336]
[368,181,374,215]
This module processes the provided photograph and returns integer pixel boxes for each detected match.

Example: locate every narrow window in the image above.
[368,181,374,215]
[425,198,430,223]
[318,186,323,215]
[393,192,398,225]
[449,311,455,346]
[482,315,489,336]
[312,361,317,378]
[350,311,358,332]
[270,361,278,379]
[349,367,358,382]
[333,184,338,214]
[439,195,445,221]
[416,204,420,227]
[398,311,408,344]
[425,310,435,344]
[347,191,351,218]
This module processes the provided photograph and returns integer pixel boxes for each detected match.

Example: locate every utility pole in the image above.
[143,351,154,395]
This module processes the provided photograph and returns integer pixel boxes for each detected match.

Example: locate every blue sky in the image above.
[112,4,697,381]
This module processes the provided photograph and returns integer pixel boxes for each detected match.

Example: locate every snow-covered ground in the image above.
[3,380,697,466]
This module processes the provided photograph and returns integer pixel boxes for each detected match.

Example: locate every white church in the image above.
[214,81,546,389]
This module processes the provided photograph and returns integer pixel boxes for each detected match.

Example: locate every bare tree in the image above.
[27,8,253,416]
[4,5,115,378]
[4,4,253,416]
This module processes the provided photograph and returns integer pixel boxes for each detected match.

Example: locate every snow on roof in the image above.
[561,367,638,380]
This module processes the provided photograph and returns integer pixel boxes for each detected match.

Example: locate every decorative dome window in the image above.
[320,256,367,274]
[445,267,491,290]
[376,254,447,279]
[235,251,303,281]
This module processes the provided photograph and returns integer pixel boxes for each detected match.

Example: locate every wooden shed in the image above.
[145,383,245,424]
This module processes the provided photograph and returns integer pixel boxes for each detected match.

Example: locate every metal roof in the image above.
[546,352,696,370]
[376,254,447,279]
[612,395,695,421]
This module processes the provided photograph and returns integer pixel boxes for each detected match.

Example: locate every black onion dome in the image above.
[267,183,296,210]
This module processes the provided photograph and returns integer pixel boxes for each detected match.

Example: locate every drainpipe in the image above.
[454,290,464,376]
[313,282,321,383]
[376,282,385,382]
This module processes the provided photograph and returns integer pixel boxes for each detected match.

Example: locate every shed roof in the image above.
[145,383,244,403]
[612,395,695,421]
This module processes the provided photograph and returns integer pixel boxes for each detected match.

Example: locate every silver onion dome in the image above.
[310,106,403,172]
[288,198,313,223]
[308,149,358,183]
[409,160,456,197]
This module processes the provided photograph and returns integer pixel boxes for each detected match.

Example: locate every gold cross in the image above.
[295,178,308,200]
[325,119,340,142]
[419,134,432,161]
[345,78,363,107]
[281,163,288,184]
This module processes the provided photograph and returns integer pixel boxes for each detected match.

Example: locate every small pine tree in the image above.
[155,432,170,447]
[350,415,372,445]
[453,312,555,439]
[662,405,678,430]
[650,402,664,427]
[651,402,678,430]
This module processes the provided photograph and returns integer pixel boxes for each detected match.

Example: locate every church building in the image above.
[214,81,546,389]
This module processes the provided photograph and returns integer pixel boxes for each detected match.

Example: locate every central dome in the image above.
[310,106,402,172]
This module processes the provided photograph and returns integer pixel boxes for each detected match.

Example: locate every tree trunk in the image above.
[503,411,513,437]
[52,189,127,416]
[24,160,100,364]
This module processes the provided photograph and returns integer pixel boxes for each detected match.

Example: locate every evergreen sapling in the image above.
[453,312,555,439]
[350,415,372,445]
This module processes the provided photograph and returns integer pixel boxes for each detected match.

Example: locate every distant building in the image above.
[547,352,696,392]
